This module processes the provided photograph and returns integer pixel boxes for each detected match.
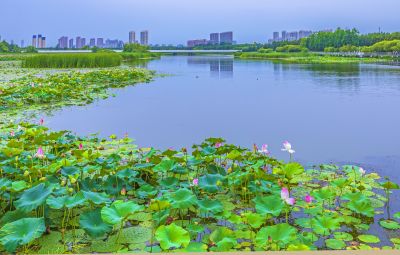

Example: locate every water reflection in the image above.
[187,56,233,78]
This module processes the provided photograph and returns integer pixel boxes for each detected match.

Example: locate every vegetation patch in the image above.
[22,53,122,68]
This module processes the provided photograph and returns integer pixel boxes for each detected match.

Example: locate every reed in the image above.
[23,53,122,68]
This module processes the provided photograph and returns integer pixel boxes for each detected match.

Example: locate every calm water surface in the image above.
[46,55,400,181]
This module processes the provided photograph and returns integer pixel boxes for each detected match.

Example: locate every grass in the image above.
[120,52,160,61]
[23,53,122,68]
[237,51,394,64]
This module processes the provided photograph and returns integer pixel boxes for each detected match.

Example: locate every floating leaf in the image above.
[325,239,346,249]
[255,223,297,248]
[155,223,190,250]
[379,220,400,230]
[358,234,380,244]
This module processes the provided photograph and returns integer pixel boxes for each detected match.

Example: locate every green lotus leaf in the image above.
[391,238,400,244]
[61,166,80,176]
[273,162,304,180]
[176,242,208,252]
[136,184,157,198]
[243,212,265,229]
[115,169,138,179]
[0,218,46,252]
[394,212,400,219]
[346,199,375,217]
[14,183,53,212]
[312,186,336,201]
[91,239,123,252]
[169,188,197,209]
[82,191,110,205]
[254,195,284,216]
[226,150,241,160]
[0,210,31,225]
[287,244,310,251]
[108,226,152,244]
[80,208,112,238]
[65,191,86,208]
[379,220,400,230]
[149,199,171,211]
[295,218,311,228]
[101,200,144,225]
[197,198,223,213]
[155,223,190,250]
[311,215,341,236]
[160,177,179,189]
[326,239,346,249]
[358,234,380,243]
[210,227,234,243]
[11,181,27,192]
[0,178,11,191]
[198,174,223,193]
[210,237,237,252]
[255,223,297,248]
[380,181,400,190]
[46,195,68,209]
[333,232,353,241]
[153,158,176,173]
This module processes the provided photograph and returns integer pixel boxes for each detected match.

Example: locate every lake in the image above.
[46,55,400,185]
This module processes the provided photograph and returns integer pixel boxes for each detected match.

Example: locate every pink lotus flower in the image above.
[10,130,15,137]
[35,147,45,159]
[281,187,296,205]
[215,142,223,148]
[39,118,44,125]
[193,178,199,186]
[146,158,150,163]
[79,143,83,150]
[305,195,314,204]
[281,141,295,154]
[258,144,269,154]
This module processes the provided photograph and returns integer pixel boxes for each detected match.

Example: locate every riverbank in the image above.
[237,52,396,64]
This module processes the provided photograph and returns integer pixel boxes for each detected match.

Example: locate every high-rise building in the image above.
[273,32,279,41]
[288,31,298,41]
[129,31,136,44]
[37,34,43,48]
[32,35,37,47]
[140,30,148,45]
[21,40,24,48]
[187,39,208,47]
[76,37,86,48]
[89,38,95,47]
[210,33,219,45]
[58,36,69,48]
[97,38,104,48]
[81,38,86,47]
[42,37,46,48]
[220,31,233,44]
[299,30,313,39]
[281,31,287,41]
[69,38,74,48]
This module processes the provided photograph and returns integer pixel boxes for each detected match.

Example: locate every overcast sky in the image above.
[1,0,399,46]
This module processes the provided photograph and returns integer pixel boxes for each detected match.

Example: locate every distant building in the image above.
[32,35,37,47]
[209,33,219,45]
[140,30,149,45]
[187,39,208,47]
[220,31,233,44]
[21,40,24,48]
[69,38,74,48]
[37,34,43,48]
[129,31,136,44]
[299,30,312,39]
[288,31,298,41]
[89,38,96,47]
[281,31,287,41]
[42,37,46,48]
[97,38,104,48]
[273,32,279,41]
[58,36,69,48]
[76,37,86,48]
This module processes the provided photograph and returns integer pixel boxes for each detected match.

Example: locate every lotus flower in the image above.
[31,82,35,88]
[146,158,150,163]
[305,195,314,204]
[281,141,295,154]
[193,178,199,186]
[215,142,223,148]
[281,187,296,205]
[359,167,366,175]
[39,118,44,125]
[10,130,15,137]
[35,147,45,159]
[258,144,269,154]
[79,143,83,150]
[120,187,127,195]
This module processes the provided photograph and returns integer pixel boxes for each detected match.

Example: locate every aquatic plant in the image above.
[0,123,398,253]
[22,53,122,68]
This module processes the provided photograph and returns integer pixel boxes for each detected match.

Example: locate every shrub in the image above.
[276,45,308,53]
[324,47,338,52]
[338,45,359,52]
[257,48,273,53]
[22,53,122,68]
[361,40,400,52]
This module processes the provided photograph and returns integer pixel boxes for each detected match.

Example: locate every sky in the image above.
[1,0,399,46]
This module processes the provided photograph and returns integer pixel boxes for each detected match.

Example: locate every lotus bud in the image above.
[24,170,30,176]
[68,188,74,193]
[40,177,47,181]
[61,180,66,186]
[121,187,127,195]
[216,180,222,186]
[70,177,77,184]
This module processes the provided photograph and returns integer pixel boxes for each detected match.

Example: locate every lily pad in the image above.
[358,234,380,244]
[379,220,400,230]
[325,239,346,249]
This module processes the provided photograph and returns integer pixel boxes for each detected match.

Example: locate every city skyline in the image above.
[1,0,399,46]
